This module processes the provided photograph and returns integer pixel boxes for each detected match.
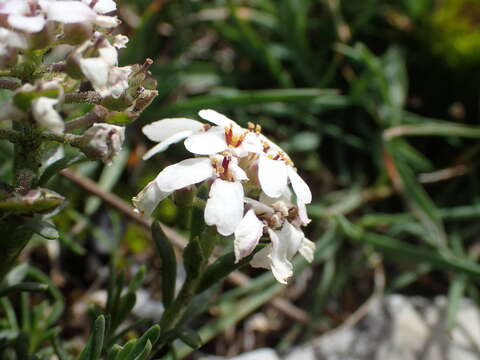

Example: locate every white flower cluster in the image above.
[0,0,131,99]
[0,0,157,165]
[133,110,315,284]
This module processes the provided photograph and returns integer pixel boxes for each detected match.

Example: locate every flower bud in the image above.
[63,23,93,45]
[172,185,197,207]
[80,123,125,165]
[29,22,56,50]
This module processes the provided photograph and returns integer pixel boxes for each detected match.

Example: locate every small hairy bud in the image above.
[81,123,125,165]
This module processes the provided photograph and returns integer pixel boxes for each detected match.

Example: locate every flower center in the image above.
[224,125,247,148]
[212,156,234,181]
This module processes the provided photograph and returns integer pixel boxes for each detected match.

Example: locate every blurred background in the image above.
[8,0,480,358]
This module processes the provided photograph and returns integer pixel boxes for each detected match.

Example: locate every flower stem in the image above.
[13,121,42,193]
[0,78,20,91]
[64,106,109,131]
[0,128,20,142]
[65,91,102,104]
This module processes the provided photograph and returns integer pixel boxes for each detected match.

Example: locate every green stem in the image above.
[0,121,42,282]
[0,128,20,142]
[13,122,42,193]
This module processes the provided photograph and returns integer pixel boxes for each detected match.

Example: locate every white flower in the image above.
[250,222,314,284]
[77,34,131,98]
[185,109,263,157]
[133,154,248,236]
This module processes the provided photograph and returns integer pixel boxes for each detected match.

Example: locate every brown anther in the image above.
[262,141,270,153]
[225,126,233,145]
[255,124,262,133]
[235,131,247,147]
[248,122,255,131]
[203,124,212,131]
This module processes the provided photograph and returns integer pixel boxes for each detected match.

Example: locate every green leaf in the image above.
[183,237,204,281]
[0,188,65,216]
[79,315,105,360]
[127,265,146,294]
[37,154,87,186]
[112,293,136,331]
[117,339,136,360]
[178,328,202,349]
[24,218,59,240]
[152,221,177,308]
[385,141,446,247]
[128,325,160,359]
[445,274,467,331]
[5,264,29,286]
[0,282,48,298]
[336,216,480,277]
[106,344,122,360]
[158,88,340,116]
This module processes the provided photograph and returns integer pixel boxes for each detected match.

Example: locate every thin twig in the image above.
[45,62,67,73]
[59,168,311,324]
[64,106,109,132]
[0,78,20,91]
[65,91,103,104]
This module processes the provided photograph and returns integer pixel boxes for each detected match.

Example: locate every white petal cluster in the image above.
[0,0,130,99]
[133,110,315,284]
[0,0,118,34]
[74,33,131,98]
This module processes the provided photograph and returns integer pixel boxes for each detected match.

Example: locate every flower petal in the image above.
[244,197,274,216]
[258,155,288,198]
[278,221,305,258]
[142,118,203,142]
[82,0,117,13]
[31,97,64,134]
[299,238,315,263]
[297,201,311,226]
[204,179,244,236]
[157,157,213,193]
[142,131,194,160]
[184,127,228,155]
[267,228,293,284]
[42,1,97,23]
[287,166,312,204]
[234,209,264,262]
[229,161,248,182]
[132,177,169,217]
[250,245,272,269]
[8,14,45,33]
[198,109,234,127]
[79,57,109,89]
[241,132,263,154]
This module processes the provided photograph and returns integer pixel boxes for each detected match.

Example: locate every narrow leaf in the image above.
[37,154,87,186]
[152,221,177,308]
[178,328,202,349]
